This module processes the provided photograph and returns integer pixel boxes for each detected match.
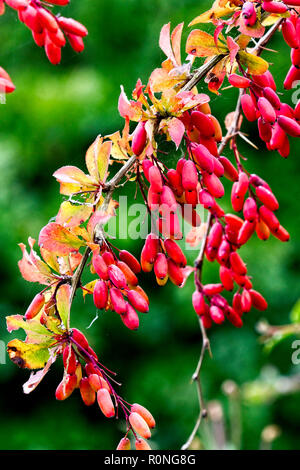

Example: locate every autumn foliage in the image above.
[4,0,300,450]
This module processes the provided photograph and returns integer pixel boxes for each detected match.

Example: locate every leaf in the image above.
[82,279,98,298]
[167,117,185,149]
[56,201,92,228]
[18,238,54,285]
[6,314,52,338]
[86,136,112,183]
[291,299,300,324]
[171,23,184,66]
[39,223,83,256]
[53,166,96,196]
[87,199,118,237]
[118,86,143,121]
[238,51,269,75]
[159,23,176,65]
[237,16,265,39]
[23,353,57,394]
[56,283,71,329]
[186,29,228,57]
[7,339,50,370]
[189,1,235,26]
[227,36,239,67]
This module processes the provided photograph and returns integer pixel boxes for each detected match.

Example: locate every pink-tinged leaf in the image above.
[56,283,71,329]
[186,29,228,57]
[237,16,265,39]
[180,266,195,288]
[69,252,83,272]
[53,166,95,186]
[6,314,51,337]
[18,238,54,285]
[148,68,186,93]
[214,24,225,49]
[38,223,83,256]
[56,201,92,228]
[171,23,184,66]
[85,135,102,181]
[23,352,56,394]
[167,117,185,149]
[87,200,118,237]
[205,56,228,94]
[118,86,142,121]
[227,36,240,67]
[159,23,176,64]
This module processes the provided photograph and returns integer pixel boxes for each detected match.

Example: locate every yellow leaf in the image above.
[238,51,269,75]
[186,30,228,57]
[7,339,51,370]
[56,283,71,330]
[56,201,92,228]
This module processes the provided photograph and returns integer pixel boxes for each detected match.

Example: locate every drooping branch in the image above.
[181,19,284,449]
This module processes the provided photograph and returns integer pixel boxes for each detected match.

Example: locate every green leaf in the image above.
[56,283,71,330]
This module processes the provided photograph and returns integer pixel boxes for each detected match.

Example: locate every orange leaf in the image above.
[186,29,228,57]
[38,223,83,256]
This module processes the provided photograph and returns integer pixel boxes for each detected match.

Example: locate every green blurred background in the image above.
[1,0,300,450]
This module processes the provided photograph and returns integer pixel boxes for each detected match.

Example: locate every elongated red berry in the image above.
[119,250,141,274]
[256,186,279,211]
[129,412,151,439]
[191,111,215,137]
[256,219,270,241]
[131,121,147,156]
[230,252,247,276]
[67,33,85,53]
[257,97,276,124]
[284,65,300,89]
[92,254,109,280]
[117,261,138,286]
[131,403,155,428]
[57,17,88,37]
[203,283,223,296]
[243,197,258,222]
[108,265,127,289]
[110,287,127,314]
[249,289,268,310]
[228,74,251,88]
[262,1,287,13]
[154,252,168,281]
[191,144,214,173]
[121,303,139,330]
[44,35,61,65]
[97,388,115,418]
[135,439,151,450]
[80,378,96,406]
[271,225,290,242]
[55,374,77,400]
[160,186,177,211]
[127,290,149,313]
[259,206,280,231]
[282,18,299,49]
[209,306,225,324]
[263,87,281,110]
[192,291,206,315]
[217,238,231,265]
[164,239,186,267]
[226,307,243,328]
[63,344,77,374]
[182,160,198,191]
[71,328,89,351]
[148,166,163,193]
[25,292,45,320]
[219,266,234,291]
[168,259,183,286]
[241,94,257,122]
[242,1,257,26]
[203,172,224,198]
[277,116,300,137]
[241,289,252,313]
[237,220,256,245]
[117,437,131,450]
[93,279,108,309]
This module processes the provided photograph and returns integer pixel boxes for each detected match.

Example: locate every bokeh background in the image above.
[1,0,300,450]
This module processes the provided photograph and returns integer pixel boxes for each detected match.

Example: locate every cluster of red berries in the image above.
[228,70,300,158]
[4,0,87,64]
[54,328,155,442]
[141,233,187,286]
[91,248,149,330]
[281,14,300,88]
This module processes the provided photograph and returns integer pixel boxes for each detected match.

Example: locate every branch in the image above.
[181,18,284,450]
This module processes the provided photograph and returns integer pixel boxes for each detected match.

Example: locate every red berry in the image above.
[25,292,45,320]
[93,279,108,309]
